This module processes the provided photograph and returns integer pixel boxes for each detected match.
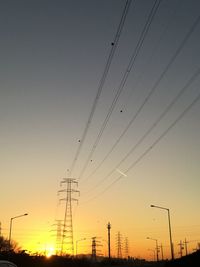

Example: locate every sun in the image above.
[45,246,55,258]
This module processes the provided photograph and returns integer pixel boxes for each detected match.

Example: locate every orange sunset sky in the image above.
[1,0,200,260]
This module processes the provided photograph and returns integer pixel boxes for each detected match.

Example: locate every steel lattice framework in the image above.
[58,178,79,255]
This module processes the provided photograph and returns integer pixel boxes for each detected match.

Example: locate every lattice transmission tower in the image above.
[92,237,97,261]
[51,220,63,255]
[91,237,102,261]
[124,237,129,258]
[58,178,79,255]
[116,232,122,259]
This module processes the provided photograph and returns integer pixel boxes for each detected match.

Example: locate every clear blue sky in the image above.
[1,0,200,259]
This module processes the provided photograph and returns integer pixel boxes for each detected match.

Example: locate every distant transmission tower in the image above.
[124,237,129,258]
[51,220,63,255]
[184,238,188,256]
[92,237,97,261]
[116,232,122,259]
[58,178,79,255]
[91,237,102,261]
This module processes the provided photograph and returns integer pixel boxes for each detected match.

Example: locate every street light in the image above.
[9,213,28,248]
[150,204,174,260]
[76,238,86,256]
[147,237,159,261]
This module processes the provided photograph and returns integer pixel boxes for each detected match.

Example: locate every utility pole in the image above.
[58,178,79,256]
[147,237,159,262]
[184,238,188,256]
[107,222,111,259]
[178,240,184,258]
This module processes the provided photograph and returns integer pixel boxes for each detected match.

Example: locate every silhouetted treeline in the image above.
[0,252,161,267]
[0,252,90,267]
[0,251,199,267]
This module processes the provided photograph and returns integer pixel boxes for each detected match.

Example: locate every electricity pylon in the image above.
[51,220,63,255]
[91,237,102,261]
[92,237,97,261]
[124,237,129,258]
[116,232,122,259]
[58,178,79,256]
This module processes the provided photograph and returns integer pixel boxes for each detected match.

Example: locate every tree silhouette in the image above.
[0,236,21,252]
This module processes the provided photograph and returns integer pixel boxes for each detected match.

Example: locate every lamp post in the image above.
[9,213,28,248]
[147,237,159,261]
[76,238,86,256]
[150,204,174,260]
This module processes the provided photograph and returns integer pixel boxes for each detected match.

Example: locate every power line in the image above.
[118,0,182,113]
[79,0,162,179]
[81,10,200,186]
[69,0,132,176]
[83,87,200,203]
[84,65,200,194]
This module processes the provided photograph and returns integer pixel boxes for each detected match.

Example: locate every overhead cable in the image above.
[68,0,132,176]
[84,65,200,194]
[81,10,200,183]
[84,87,200,203]
[79,0,162,179]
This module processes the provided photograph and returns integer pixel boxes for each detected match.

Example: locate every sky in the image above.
[1,0,200,260]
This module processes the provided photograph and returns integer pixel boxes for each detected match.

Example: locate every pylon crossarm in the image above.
[71,198,78,202]
[71,189,80,193]
[59,198,67,204]
[61,178,77,182]
[58,189,67,194]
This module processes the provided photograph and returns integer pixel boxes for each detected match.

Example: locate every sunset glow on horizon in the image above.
[1,0,200,262]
